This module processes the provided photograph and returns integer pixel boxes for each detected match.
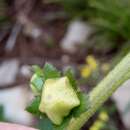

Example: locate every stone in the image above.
[61,20,92,53]
[20,65,31,77]
[0,60,19,87]
[112,80,130,129]
[0,86,33,125]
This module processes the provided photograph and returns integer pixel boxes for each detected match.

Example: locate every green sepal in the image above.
[53,115,72,130]
[37,115,54,130]
[26,96,41,116]
[43,63,61,79]
[72,92,89,117]
[64,68,77,90]
[37,114,70,130]
[30,74,44,95]
[32,65,44,77]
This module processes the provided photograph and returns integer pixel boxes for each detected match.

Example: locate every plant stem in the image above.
[66,52,130,130]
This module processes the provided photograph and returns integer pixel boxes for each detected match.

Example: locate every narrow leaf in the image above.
[72,92,89,117]
[0,105,5,121]
[53,115,72,130]
[32,65,44,76]
[30,74,44,94]
[37,115,54,130]
[26,96,41,116]
[64,68,77,90]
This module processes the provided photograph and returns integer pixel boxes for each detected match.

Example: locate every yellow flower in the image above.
[81,65,91,78]
[86,55,97,70]
[94,120,104,128]
[89,126,99,130]
[89,120,104,130]
[80,55,98,78]
[98,111,109,122]
[89,111,109,130]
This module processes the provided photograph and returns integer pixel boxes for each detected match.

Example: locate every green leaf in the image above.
[32,65,44,76]
[72,92,89,117]
[53,115,72,130]
[26,96,41,116]
[64,68,77,90]
[43,63,61,79]
[37,113,71,130]
[37,115,54,130]
[37,113,72,130]
[0,105,5,121]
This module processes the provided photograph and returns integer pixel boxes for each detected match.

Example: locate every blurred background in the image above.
[0,0,130,130]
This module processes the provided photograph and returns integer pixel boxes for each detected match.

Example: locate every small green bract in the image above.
[30,74,44,95]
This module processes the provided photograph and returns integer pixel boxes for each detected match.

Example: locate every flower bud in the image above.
[39,76,80,125]
[30,74,43,95]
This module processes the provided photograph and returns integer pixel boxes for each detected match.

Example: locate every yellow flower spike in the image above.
[89,119,103,130]
[81,55,98,78]
[81,65,92,78]
[99,111,109,122]
[89,126,99,130]
[93,120,104,129]
[86,55,98,70]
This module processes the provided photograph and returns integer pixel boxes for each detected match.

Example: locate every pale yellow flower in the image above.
[86,55,97,70]
[89,120,104,130]
[98,111,109,121]
[81,55,98,78]
[81,65,91,78]
[89,111,109,130]
[89,126,99,130]
[94,120,104,128]
[39,76,80,125]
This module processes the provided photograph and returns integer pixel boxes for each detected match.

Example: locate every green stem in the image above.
[66,52,130,130]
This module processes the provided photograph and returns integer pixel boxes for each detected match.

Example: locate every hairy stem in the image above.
[66,52,130,130]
